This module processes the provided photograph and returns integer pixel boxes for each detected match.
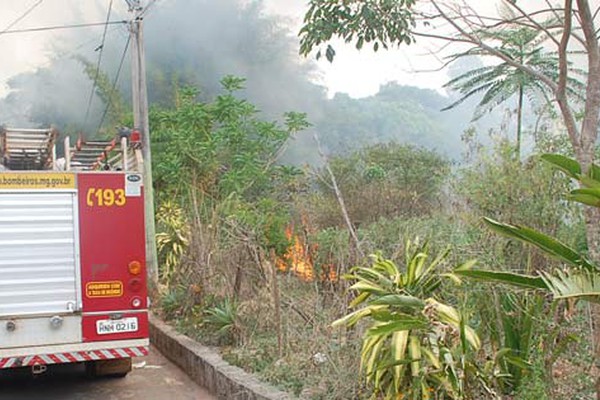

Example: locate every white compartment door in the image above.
[0,192,79,317]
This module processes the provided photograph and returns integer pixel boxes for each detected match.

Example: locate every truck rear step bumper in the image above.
[0,338,148,369]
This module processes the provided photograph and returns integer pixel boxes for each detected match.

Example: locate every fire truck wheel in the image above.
[85,358,132,378]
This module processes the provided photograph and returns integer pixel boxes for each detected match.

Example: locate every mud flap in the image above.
[86,357,132,378]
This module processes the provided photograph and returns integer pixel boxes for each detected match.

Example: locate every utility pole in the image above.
[127,0,158,288]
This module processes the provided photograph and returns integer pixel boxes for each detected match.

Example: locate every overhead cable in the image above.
[96,35,131,135]
[0,21,127,36]
[84,0,114,127]
[0,0,44,35]
[140,0,159,18]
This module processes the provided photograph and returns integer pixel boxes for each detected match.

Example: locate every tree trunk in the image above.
[583,207,600,400]
[577,152,600,400]
[578,90,600,400]
[516,84,524,159]
[313,132,363,258]
[575,147,600,400]
[569,2,600,395]
[269,249,284,358]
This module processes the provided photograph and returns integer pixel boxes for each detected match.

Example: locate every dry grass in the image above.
[157,214,597,399]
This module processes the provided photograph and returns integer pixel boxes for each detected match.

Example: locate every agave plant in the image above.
[334,241,504,400]
[204,298,240,344]
[156,201,190,285]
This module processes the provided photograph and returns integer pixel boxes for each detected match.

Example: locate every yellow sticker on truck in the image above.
[86,188,127,207]
[86,281,123,298]
[0,173,76,189]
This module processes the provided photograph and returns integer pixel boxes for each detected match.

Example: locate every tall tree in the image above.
[299,0,600,396]
[442,25,584,158]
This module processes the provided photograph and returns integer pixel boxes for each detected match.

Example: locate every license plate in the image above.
[96,317,138,335]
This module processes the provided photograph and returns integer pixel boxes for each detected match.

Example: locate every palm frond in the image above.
[441,82,497,111]
[443,65,498,88]
[446,69,503,93]
[542,270,600,303]
[478,80,514,107]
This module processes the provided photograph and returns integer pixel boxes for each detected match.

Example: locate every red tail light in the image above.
[128,261,142,275]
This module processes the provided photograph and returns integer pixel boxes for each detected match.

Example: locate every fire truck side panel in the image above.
[77,173,148,342]
[0,189,82,349]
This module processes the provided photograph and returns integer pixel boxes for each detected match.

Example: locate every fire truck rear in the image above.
[0,127,149,376]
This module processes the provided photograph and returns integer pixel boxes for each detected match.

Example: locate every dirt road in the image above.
[0,347,214,400]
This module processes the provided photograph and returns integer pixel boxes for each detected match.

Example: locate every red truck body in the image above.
[0,129,149,374]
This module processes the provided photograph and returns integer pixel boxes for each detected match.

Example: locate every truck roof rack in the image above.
[0,126,142,172]
[65,136,142,172]
[0,127,57,170]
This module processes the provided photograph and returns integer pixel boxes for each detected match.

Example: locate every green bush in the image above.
[313,143,450,227]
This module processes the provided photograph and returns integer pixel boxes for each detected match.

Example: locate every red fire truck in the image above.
[0,127,149,376]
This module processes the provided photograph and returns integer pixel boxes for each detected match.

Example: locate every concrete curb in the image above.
[149,314,294,400]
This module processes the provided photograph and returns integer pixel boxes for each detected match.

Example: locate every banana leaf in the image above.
[541,153,581,180]
[541,270,600,303]
[453,269,548,290]
[483,217,597,271]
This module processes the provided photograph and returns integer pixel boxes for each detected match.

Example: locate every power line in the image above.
[72,25,125,53]
[0,0,44,35]
[0,20,127,36]
[140,0,159,18]
[24,25,124,74]
[96,35,131,134]
[84,0,114,127]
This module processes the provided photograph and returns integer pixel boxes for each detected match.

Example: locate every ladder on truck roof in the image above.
[0,127,57,170]
[65,135,142,172]
[0,126,142,172]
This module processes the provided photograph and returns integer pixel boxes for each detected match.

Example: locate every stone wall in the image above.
[149,315,294,400]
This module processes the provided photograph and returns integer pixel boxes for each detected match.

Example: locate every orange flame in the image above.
[276,226,337,282]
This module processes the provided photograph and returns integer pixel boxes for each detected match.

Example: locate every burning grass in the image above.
[276,225,337,283]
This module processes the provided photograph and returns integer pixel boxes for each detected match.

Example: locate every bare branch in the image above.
[578,0,600,51]
[441,6,586,48]
[594,5,600,36]
[412,30,478,45]
[505,0,561,46]
[427,0,559,92]
[313,132,363,258]
[558,1,573,101]
[593,4,600,22]
[406,50,465,73]
[545,0,564,22]
[456,8,566,30]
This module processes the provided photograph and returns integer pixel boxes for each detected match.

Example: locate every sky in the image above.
[0,1,125,96]
[261,0,454,97]
[0,0,460,99]
[261,0,581,97]
[0,0,579,99]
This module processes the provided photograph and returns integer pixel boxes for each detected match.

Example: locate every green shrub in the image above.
[314,143,450,227]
